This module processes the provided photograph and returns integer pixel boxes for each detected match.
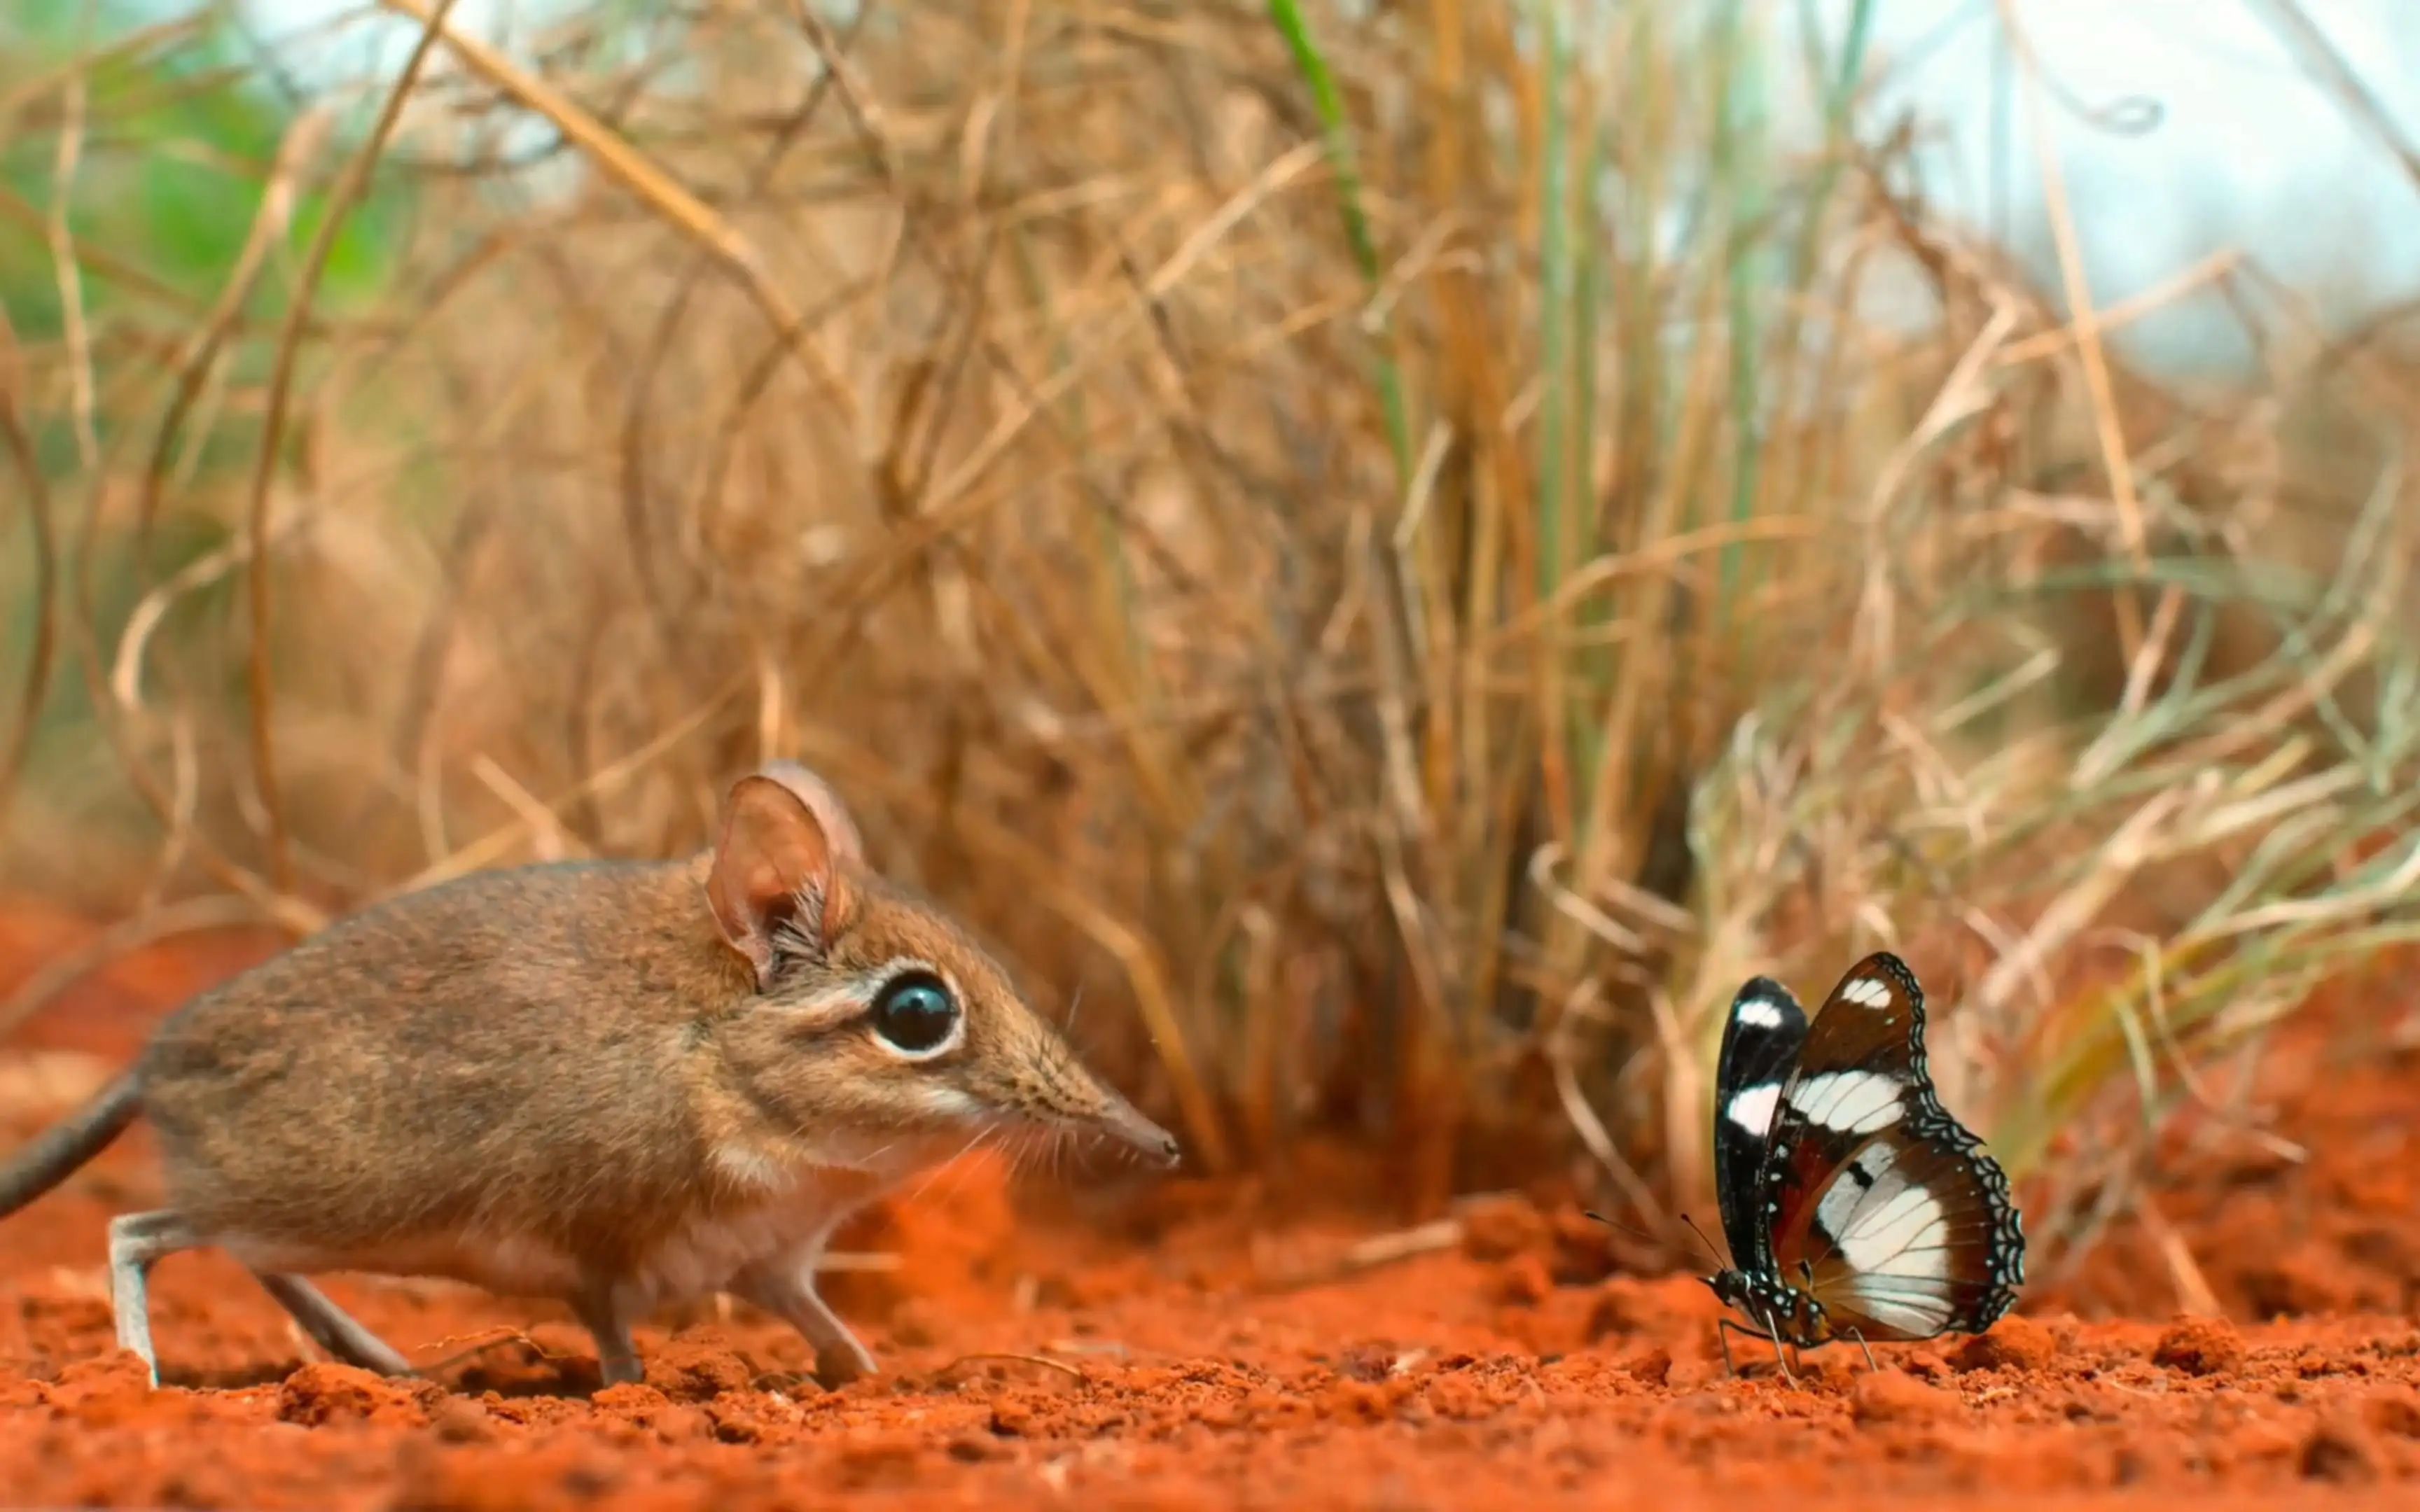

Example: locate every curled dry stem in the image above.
[242,0,465,892]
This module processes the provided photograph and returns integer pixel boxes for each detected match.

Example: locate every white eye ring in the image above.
[865,964,966,1061]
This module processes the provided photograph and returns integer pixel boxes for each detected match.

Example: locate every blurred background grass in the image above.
[4,0,2419,1294]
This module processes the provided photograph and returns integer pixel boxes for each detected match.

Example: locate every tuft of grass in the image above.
[1,0,2415,1282]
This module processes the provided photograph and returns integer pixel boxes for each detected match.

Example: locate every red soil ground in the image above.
[1,904,2416,1510]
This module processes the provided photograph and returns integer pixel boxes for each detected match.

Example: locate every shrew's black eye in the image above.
[871,971,959,1055]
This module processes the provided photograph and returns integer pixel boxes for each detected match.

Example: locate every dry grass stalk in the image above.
[0,1,2414,1273]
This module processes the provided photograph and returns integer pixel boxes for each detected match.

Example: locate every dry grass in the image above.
[3,0,2418,1278]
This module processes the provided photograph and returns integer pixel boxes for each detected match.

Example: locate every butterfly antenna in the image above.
[1580,1209,1662,1248]
[1678,1212,1730,1272]
[1585,1208,1729,1272]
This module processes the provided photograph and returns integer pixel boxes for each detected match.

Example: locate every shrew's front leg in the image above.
[734,1237,877,1388]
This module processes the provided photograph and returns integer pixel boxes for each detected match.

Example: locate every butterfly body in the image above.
[1705,1266,1836,1347]
[1704,951,2024,1374]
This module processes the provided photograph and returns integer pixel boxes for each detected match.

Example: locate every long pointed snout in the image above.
[1078,1079,1181,1168]
[1006,1034,1183,1168]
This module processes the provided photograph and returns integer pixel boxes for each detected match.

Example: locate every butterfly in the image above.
[1702,950,2024,1378]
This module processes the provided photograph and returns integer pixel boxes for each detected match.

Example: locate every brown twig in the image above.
[1253,1217,1466,1293]
[411,1326,578,1377]
[1991,0,2148,661]
[12,0,2418,1281]
[241,0,465,894]
[0,312,59,844]
[933,1352,1087,1383]
[377,0,860,429]
[618,1,874,642]
[137,104,334,556]
[46,4,99,477]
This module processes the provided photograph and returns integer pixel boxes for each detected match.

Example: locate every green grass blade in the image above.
[1265,0,1414,491]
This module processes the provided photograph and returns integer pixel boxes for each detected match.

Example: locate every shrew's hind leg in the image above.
[566,1267,644,1383]
[255,1273,416,1376]
[572,1279,644,1389]
[107,1210,198,1386]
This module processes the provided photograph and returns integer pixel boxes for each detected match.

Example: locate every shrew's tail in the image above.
[0,1071,141,1219]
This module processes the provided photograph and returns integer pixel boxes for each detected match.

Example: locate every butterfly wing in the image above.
[1758,952,2026,1341]
[1711,975,1810,1274]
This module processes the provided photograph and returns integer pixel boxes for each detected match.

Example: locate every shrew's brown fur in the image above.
[0,762,1176,1388]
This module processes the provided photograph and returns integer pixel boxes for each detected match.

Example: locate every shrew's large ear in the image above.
[752,760,866,866]
[707,768,861,988]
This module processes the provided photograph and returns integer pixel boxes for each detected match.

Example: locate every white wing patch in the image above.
[1836,1186,1949,1278]
[1835,974,1893,1009]
[1840,1292,1956,1334]
[1736,995,1789,1028]
[1813,1142,1897,1239]
[1809,1138,1958,1334]
[1786,1069,1905,1134]
[1725,1084,1781,1137]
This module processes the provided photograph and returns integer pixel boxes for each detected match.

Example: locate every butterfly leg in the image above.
[1844,1327,1877,1373]
[1769,1329,1798,1385]
[1755,1308,1801,1384]
[1715,1318,1769,1379]
[1716,1315,1797,1383]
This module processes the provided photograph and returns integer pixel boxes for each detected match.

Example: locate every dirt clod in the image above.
[644,1335,756,1401]
[2365,1387,2420,1439]
[1850,1369,1957,1426]
[1545,1208,1623,1285]
[46,1350,152,1422]
[1585,1276,1707,1342]
[20,1292,112,1334]
[989,1399,1036,1436]
[947,1433,1005,1462]
[706,1398,770,1443]
[391,1445,533,1512]
[2298,1417,2383,1483]
[1459,1196,1549,1262]
[429,1397,495,1443]
[2153,1317,2244,1376]
[4,923,2420,1506]
[1954,1315,2057,1373]
[1493,1254,1552,1308]
[276,1362,436,1427]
